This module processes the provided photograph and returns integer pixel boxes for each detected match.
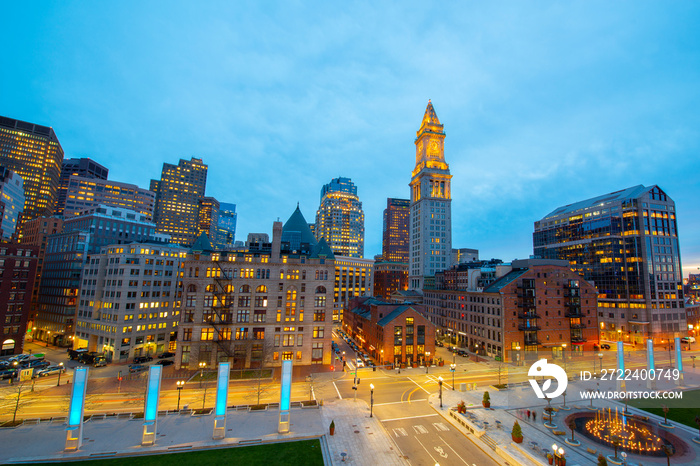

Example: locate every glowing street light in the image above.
[199,361,206,388]
[369,383,375,417]
[426,351,431,374]
[438,376,443,408]
[176,380,185,410]
[450,363,456,390]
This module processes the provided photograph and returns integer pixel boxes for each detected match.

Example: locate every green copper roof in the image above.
[311,238,335,259]
[190,232,214,253]
[282,205,318,247]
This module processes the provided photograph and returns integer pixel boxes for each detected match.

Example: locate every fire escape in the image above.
[517,278,540,351]
[564,279,587,343]
[206,256,235,363]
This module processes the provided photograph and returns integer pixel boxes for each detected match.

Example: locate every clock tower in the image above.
[409,101,452,290]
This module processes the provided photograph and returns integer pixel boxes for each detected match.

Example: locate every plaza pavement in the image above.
[0,398,407,465]
[428,369,700,466]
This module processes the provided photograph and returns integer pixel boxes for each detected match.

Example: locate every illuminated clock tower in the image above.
[409,100,452,290]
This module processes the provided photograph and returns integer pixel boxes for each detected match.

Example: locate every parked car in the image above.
[355,359,365,368]
[156,359,174,366]
[37,366,65,377]
[600,344,611,350]
[129,364,148,373]
[68,348,88,360]
[93,357,108,367]
[26,360,50,370]
[9,354,30,363]
[157,352,175,359]
[0,368,17,380]
[681,337,696,343]
[133,356,153,364]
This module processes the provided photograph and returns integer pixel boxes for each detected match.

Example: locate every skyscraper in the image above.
[0,116,64,229]
[62,176,155,221]
[55,158,108,215]
[409,101,453,290]
[0,168,25,240]
[382,198,410,263]
[198,196,220,239]
[150,157,207,246]
[534,185,684,343]
[217,202,237,249]
[314,177,364,258]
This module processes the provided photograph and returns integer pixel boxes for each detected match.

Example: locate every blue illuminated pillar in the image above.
[213,362,230,439]
[278,360,292,434]
[65,367,89,451]
[616,341,626,390]
[646,339,656,389]
[674,337,684,386]
[142,365,162,446]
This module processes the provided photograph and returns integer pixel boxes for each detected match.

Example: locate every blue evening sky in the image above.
[2,2,699,277]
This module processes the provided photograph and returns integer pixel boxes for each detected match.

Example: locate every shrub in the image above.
[512,420,522,438]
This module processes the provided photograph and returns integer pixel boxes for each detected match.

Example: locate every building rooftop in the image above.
[541,184,658,220]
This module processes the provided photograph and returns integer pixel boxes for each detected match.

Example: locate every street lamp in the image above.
[46,331,51,347]
[617,328,622,341]
[450,363,456,390]
[515,344,521,366]
[176,380,185,410]
[57,362,64,386]
[380,349,384,367]
[31,327,36,342]
[426,351,431,374]
[370,383,375,418]
[598,352,603,376]
[438,376,443,408]
[561,343,567,373]
[551,444,565,466]
[199,361,206,388]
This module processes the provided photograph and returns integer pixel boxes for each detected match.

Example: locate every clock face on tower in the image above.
[431,141,439,151]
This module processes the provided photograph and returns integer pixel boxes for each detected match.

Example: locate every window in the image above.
[182,328,192,341]
[235,327,248,340]
[201,328,214,340]
[313,326,324,338]
[314,309,325,322]
[237,309,250,323]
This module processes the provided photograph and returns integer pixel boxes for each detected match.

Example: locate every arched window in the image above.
[205,284,216,293]
[225,284,235,293]
[187,284,197,293]
[240,284,251,293]
[315,286,326,294]
[256,285,267,293]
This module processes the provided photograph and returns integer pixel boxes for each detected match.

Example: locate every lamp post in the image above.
[199,361,206,388]
[562,343,567,373]
[598,352,603,376]
[46,331,51,347]
[57,362,64,386]
[438,376,443,408]
[617,328,622,342]
[450,363,456,390]
[380,349,384,367]
[370,383,375,418]
[176,380,184,410]
[691,355,696,369]
[426,351,431,374]
[551,444,565,466]
[515,344,521,366]
[31,327,36,342]
[667,340,672,366]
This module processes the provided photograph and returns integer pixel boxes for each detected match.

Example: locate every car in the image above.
[600,344,611,350]
[355,359,365,368]
[129,364,148,373]
[0,368,17,380]
[93,358,108,367]
[681,337,696,343]
[133,356,153,364]
[436,341,444,347]
[155,359,174,366]
[37,366,65,377]
[157,352,175,359]
[26,360,50,369]
[9,354,30,363]
[68,348,88,360]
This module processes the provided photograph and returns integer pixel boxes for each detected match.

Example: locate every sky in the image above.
[2,2,699,277]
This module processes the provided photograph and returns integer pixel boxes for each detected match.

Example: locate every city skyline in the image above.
[2,2,699,276]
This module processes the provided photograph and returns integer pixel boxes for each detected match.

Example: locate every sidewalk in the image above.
[0,399,403,465]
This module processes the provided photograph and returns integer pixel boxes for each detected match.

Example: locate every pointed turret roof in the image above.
[282,205,318,247]
[311,237,335,259]
[190,232,214,254]
[422,99,441,126]
[416,99,445,139]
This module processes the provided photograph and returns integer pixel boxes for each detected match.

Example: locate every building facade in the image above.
[217,202,237,249]
[314,177,364,258]
[36,205,168,346]
[0,116,64,231]
[382,198,409,263]
[175,208,335,371]
[333,256,374,323]
[424,259,599,362]
[534,185,684,343]
[74,242,187,361]
[62,176,155,221]
[373,261,408,301]
[55,158,109,215]
[409,101,452,290]
[0,168,25,240]
[343,297,436,367]
[150,157,208,246]
[0,243,38,355]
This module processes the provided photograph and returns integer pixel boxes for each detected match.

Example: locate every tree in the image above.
[661,443,673,466]
[662,404,670,425]
[0,382,34,424]
[611,435,620,460]
[597,454,608,466]
[512,420,522,439]
[568,418,576,443]
[245,339,276,406]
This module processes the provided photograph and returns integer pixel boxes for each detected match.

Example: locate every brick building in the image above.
[0,242,38,355]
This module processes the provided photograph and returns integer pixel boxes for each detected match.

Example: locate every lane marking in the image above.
[408,377,430,394]
[393,427,408,437]
[433,422,449,432]
[413,424,429,434]
[413,435,440,464]
[380,413,439,423]
[438,433,471,465]
[427,374,453,390]
[373,399,426,406]
[333,382,342,400]
[334,376,392,382]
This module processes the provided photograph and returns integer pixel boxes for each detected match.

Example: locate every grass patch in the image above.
[34,439,323,465]
[628,388,700,429]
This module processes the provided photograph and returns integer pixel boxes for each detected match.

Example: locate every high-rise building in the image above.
[534,185,684,343]
[0,243,38,355]
[36,205,169,346]
[62,176,155,221]
[409,101,452,290]
[382,198,410,263]
[373,261,408,301]
[55,158,108,215]
[198,196,220,239]
[217,202,237,249]
[150,157,207,247]
[314,177,364,258]
[0,168,25,240]
[0,116,64,230]
[74,242,187,360]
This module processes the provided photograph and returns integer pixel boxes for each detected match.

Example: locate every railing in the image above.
[518,324,541,331]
